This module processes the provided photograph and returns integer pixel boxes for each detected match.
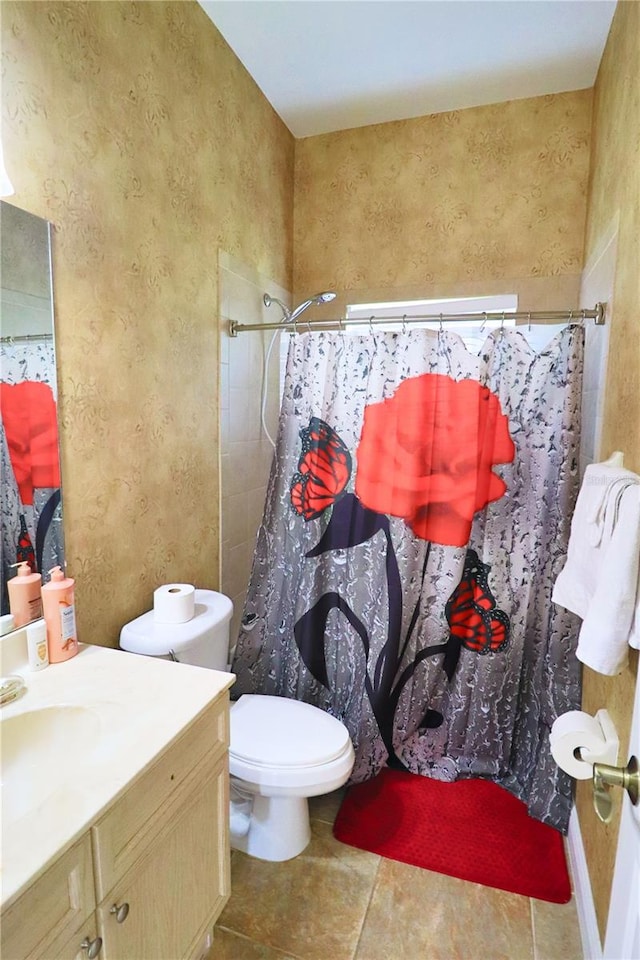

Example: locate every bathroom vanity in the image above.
[0,637,235,960]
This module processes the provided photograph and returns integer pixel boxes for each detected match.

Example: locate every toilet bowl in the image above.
[229,694,355,860]
[120,590,355,862]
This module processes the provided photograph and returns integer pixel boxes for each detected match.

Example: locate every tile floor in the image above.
[208,790,583,960]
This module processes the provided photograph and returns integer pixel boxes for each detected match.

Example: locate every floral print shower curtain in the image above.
[232,326,583,831]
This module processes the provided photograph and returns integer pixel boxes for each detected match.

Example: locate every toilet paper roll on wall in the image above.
[153,584,196,624]
[550,709,619,779]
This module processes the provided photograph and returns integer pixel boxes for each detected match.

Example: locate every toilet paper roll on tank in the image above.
[120,587,233,666]
[153,583,196,623]
[550,709,619,779]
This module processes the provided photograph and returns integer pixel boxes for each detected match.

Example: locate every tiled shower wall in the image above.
[578,217,617,476]
[219,252,290,654]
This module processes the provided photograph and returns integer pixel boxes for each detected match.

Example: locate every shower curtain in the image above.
[232,325,583,831]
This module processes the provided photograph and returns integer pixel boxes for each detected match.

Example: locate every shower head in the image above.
[263,290,337,324]
[289,291,337,323]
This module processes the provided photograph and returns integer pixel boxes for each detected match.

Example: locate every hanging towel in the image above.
[552,461,640,675]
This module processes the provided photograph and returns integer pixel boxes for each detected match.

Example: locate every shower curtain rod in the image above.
[229,302,606,337]
[0,333,54,344]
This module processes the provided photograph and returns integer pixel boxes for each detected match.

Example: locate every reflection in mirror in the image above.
[1,201,65,625]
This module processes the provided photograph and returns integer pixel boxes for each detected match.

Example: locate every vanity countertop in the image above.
[0,636,235,909]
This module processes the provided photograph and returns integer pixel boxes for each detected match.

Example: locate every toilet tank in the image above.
[120,589,233,670]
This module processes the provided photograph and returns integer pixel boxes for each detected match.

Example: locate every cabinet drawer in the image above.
[92,695,228,899]
[1,835,95,960]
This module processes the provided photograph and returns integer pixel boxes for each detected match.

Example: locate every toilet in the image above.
[120,589,355,862]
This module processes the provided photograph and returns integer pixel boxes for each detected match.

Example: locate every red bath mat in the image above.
[333,768,571,903]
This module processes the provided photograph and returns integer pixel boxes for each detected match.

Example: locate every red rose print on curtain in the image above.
[355,374,514,547]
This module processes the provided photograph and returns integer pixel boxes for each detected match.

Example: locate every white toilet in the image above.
[120,589,355,862]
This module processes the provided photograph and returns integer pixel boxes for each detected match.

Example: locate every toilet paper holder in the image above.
[550,708,620,779]
[592,755,640,823]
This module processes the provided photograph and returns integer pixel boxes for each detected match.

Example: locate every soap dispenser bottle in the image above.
[42,566,78,663]
[7,561,42,627]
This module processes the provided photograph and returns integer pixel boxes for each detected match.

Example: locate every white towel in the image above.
[552,462,640,675]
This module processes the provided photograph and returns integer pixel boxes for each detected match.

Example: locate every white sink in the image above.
[1,705,102,823]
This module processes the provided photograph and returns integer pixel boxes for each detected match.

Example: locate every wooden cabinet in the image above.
[1,696,230,960]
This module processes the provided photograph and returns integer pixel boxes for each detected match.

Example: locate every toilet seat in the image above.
[229,694,355,795]
[230,694,351,767]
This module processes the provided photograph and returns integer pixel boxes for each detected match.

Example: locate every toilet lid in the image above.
[230,695,351,768]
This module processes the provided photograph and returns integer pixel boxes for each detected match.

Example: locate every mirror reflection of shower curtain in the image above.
[1,340,64,615]
[232,326,583,832]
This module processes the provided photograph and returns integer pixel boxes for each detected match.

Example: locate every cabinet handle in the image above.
[110,901,130,923]
[81,936,103,958]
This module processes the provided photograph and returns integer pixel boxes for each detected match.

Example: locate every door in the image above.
[604,666,640,959]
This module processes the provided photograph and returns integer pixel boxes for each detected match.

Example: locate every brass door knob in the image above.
[592,755,639,823]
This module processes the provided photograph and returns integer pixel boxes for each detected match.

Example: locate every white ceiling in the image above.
[199,0,616,137]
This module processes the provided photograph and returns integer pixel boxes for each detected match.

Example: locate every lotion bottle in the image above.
[42,566,78,663]
[7,562,43,627]
[26,620,49,671]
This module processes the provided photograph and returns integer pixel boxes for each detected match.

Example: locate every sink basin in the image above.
[1,705,102,823]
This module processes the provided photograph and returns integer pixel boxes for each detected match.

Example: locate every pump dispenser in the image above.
[7,561,42,627]
[41,566,78,663]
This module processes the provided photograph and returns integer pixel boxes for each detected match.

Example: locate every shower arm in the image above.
[229,302,606,336]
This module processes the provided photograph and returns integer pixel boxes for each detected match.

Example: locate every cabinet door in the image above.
[97,756,229,960]
[92,697,228,901]
[2,835,95,960]
[50,916,103,960]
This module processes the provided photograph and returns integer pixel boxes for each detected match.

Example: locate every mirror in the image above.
[1,201,65,626]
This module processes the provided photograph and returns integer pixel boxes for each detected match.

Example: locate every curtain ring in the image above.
[369,315,375,336]
[501,310,505,329]
[480,311,488,332]
[569,310,574,324]
[439,313,444,333]
[293,315,299,335]
[528,312,532,332]
[307,318,312,333]
[402,314,408,334]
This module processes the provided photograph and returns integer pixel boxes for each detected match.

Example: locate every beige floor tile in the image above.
[208,926,299,960]
[308,787,347,825]
[219,820,380,960]
[531,897,583,960]
[354,859,535,960]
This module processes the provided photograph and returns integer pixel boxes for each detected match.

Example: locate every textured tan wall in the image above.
[576,0,640,942]
[294,90,592,297]
[1,1,293,646]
